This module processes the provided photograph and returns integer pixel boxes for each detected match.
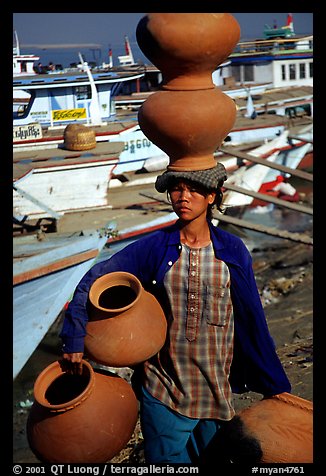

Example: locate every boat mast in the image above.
[78,52,104,125]
[13,30,20,55]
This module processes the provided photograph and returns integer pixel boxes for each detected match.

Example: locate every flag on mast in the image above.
[287,13,294,32]
[108,46,113,68]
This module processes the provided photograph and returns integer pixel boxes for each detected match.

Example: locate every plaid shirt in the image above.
[144,242,235,420]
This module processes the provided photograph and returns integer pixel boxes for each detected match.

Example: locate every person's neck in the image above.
[178,217,211,249]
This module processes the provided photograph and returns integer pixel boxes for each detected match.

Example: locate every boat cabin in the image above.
[13,69,144,127]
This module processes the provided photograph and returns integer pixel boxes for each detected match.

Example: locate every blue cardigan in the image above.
[60,221,291,397]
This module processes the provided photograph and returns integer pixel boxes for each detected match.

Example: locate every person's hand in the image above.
[62,352,84,375]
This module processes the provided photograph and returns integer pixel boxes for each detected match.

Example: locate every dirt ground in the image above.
[12,181,314,464]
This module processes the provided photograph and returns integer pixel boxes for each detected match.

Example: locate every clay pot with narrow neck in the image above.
[26,359,138,463]
[84,271,167,367]
[138,88,237,170]
[136,13,240,90]
[238,393,313,462]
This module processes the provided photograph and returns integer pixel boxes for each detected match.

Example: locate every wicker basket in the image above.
[63,124,96,151]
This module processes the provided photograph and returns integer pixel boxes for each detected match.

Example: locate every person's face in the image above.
[168,180,216,222]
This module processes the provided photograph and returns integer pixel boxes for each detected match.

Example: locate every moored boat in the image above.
[13,225,113,380]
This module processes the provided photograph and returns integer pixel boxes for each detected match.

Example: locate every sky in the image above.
[13,12,313,68]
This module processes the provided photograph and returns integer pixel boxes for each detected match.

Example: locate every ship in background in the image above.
[225,13,313,91]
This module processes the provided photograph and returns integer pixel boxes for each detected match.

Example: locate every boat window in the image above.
[243,64,254,82]
[285,104,311,118]
[75,85,91,100]
[299,64,306,79]
[20,61,27,73]
[309,63,313,78]
[281,65,286,81]
[13,90,34,119]
[289,64,296,80]
[231,66,241,82]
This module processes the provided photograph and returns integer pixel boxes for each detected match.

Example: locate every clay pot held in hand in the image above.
[136,13,240,90]
[238,393,313,463]
[27,359,138,463]
[138,88,237,170]
[84,271,167,367]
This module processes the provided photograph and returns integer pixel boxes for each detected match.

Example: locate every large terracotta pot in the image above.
[138,88,236,170]
[26,359,138,463]
[136,13,239,171]
[84,271,167,367]
[238,393,313,463]
[136,13,240,90]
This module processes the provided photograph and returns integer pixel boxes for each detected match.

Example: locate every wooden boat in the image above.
[13,141,124,221]
[228,14,313,90]
[222,131,292,208]
[13,36,168,177]
[252,123,313,206]
[221,125,313,209]
[13,226,112,379]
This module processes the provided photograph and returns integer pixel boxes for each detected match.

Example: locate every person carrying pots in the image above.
[60,163,291,464]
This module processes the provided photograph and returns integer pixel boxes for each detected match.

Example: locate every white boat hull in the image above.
[13,230,108,379]
[13,160,117,219]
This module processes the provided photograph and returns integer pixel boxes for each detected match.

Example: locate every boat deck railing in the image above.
[230,35,313,57]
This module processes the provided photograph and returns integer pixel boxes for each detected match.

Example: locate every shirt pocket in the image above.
[204,284,232,326]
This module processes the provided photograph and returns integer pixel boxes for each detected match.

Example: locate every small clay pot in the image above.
[138,88,237,170]
[238,393,313,463]
[27,359,138,463]
[136,13,240,90]
[84,271,167,367]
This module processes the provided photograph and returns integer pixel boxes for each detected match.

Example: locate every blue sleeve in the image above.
[229,240,291,396]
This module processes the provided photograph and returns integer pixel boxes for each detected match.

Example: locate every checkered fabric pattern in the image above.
[144,242,235,420]
[155,163,228,193]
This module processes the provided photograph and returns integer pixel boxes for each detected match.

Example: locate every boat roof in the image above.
[13,69,145,90]
[13,141,124,181]
[234,85,313,110]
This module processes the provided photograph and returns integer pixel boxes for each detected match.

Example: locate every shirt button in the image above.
[191,271,196,276]
[168,261,173,266]
[191,294,195,299]
[152,280,157,285]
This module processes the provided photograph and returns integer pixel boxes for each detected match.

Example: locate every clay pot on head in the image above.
[136,13,240,90]
[238,393,313,463]
[27,359,139,463]
[84,271,167,367]
[138,88,237,170]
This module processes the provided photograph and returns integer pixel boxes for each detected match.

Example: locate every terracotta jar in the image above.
[138,88,237,170]
[238,393,313,463]
[84,271,167,367]
[136,13,239,171]
[26,359,138,463]
[136,13,240,90]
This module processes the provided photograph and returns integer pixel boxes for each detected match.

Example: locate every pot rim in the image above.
[88,271,142,313]
[33,359,95,412]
